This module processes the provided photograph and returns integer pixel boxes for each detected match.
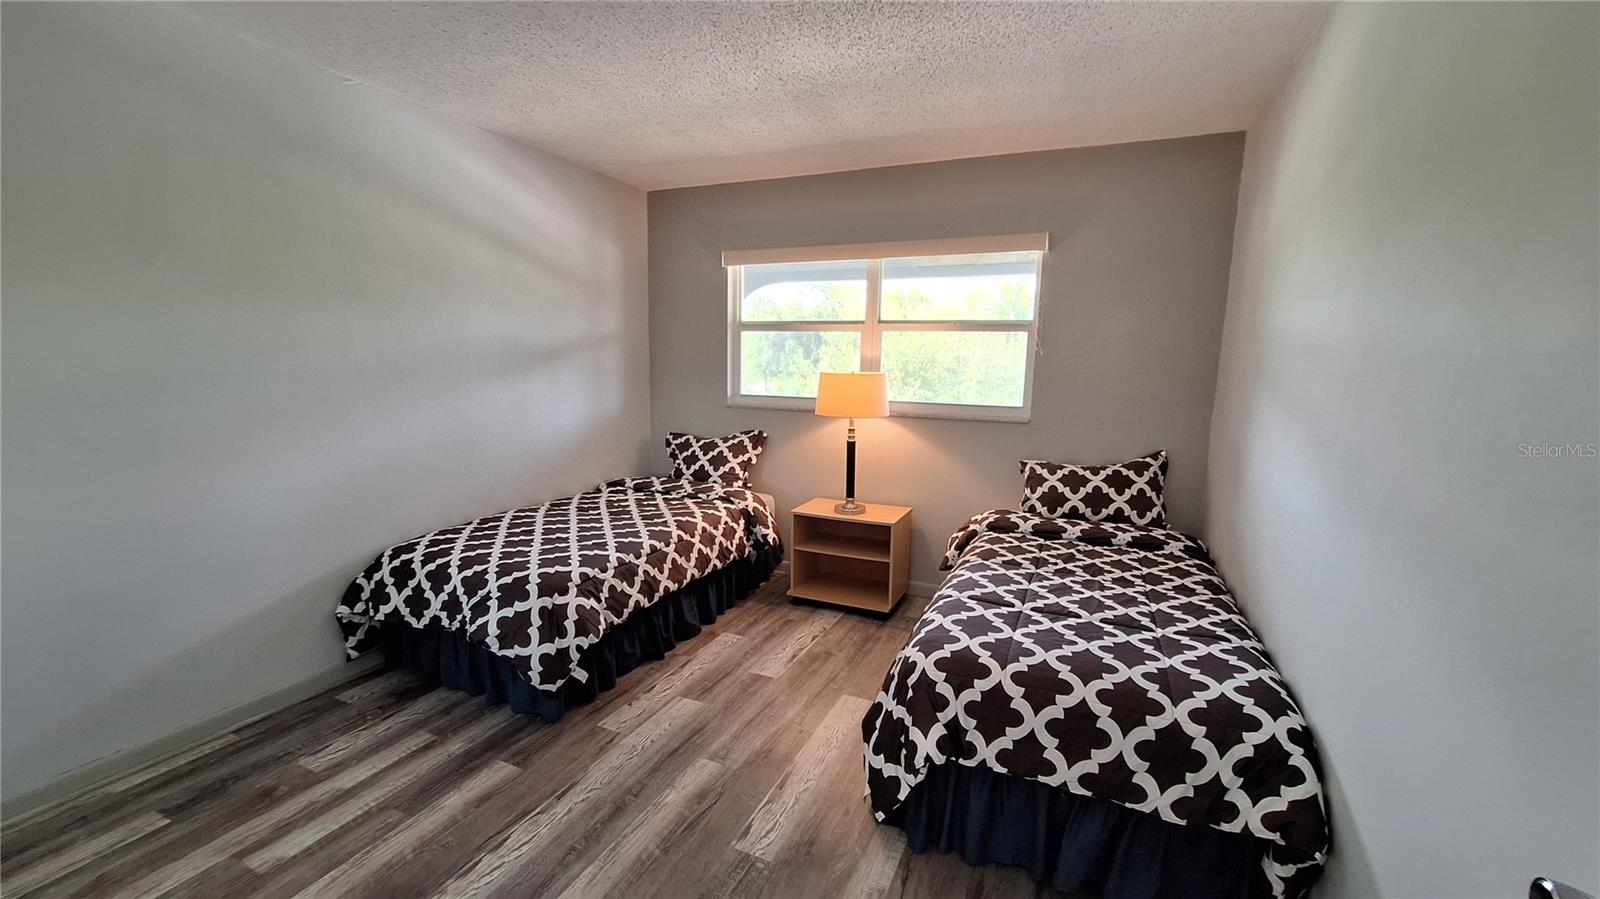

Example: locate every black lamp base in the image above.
[837,420,864,515]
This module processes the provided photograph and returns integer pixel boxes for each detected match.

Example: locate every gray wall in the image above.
[649,136,1244,586]
[1,4,649,803]
[1207,3,1599,896]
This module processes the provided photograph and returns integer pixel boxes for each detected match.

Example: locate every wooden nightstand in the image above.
[788,498,912,614]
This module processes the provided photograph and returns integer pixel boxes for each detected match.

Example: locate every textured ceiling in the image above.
[182,1,1329,190]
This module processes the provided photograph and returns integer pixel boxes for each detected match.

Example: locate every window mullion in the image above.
[876,321,1032,332]
[862,259,883,372]
[734,322,863,332]
[728,266,741,405]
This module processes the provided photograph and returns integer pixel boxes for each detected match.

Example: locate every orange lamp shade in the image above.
[815,372,889,418]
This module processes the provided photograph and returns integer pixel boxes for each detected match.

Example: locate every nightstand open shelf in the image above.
[789,498,911,614]
[791,531,892,563]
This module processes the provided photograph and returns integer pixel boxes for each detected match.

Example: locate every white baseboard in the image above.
[1,655,384,823]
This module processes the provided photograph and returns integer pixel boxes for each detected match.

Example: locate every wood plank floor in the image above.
[1,567,1071,899]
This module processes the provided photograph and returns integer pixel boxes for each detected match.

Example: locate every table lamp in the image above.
[815,372,889,515]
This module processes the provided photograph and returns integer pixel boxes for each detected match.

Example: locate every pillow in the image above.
[1019,451,1168,527]
[667,430,767,486]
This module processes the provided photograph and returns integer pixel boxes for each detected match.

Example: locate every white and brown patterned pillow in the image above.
[667,430,767,486]
[1019,451,1168,527]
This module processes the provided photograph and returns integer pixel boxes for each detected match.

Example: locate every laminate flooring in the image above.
[1,566,1071,899]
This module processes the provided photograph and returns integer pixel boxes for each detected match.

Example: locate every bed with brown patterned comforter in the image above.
[862,510,1328,899]
[337,476,778,695]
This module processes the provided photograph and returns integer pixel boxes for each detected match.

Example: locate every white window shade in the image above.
[722,233,1049,267]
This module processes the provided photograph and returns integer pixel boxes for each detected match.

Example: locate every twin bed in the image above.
[862,454,1330,899]
[333,437,1328,899]
[336,432,780,719]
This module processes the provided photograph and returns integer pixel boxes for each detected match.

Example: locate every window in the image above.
[725,234,1047,421]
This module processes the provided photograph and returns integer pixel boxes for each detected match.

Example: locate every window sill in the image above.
[727,395,1031,424]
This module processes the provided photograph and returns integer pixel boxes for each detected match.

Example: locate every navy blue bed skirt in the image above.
[377,542,782,722]
[892,762,1270,899]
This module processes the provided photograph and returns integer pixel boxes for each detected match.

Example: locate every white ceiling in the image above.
[183,1,1329,190]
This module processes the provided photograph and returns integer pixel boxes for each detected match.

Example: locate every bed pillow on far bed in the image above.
[1019,450,1168,527]
[667,429,767,486]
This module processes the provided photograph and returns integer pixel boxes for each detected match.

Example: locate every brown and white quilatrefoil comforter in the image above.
[863,510,1329,899]
[337,477,778,692]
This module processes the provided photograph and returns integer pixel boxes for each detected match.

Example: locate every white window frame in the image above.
[724,233,1048,423]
